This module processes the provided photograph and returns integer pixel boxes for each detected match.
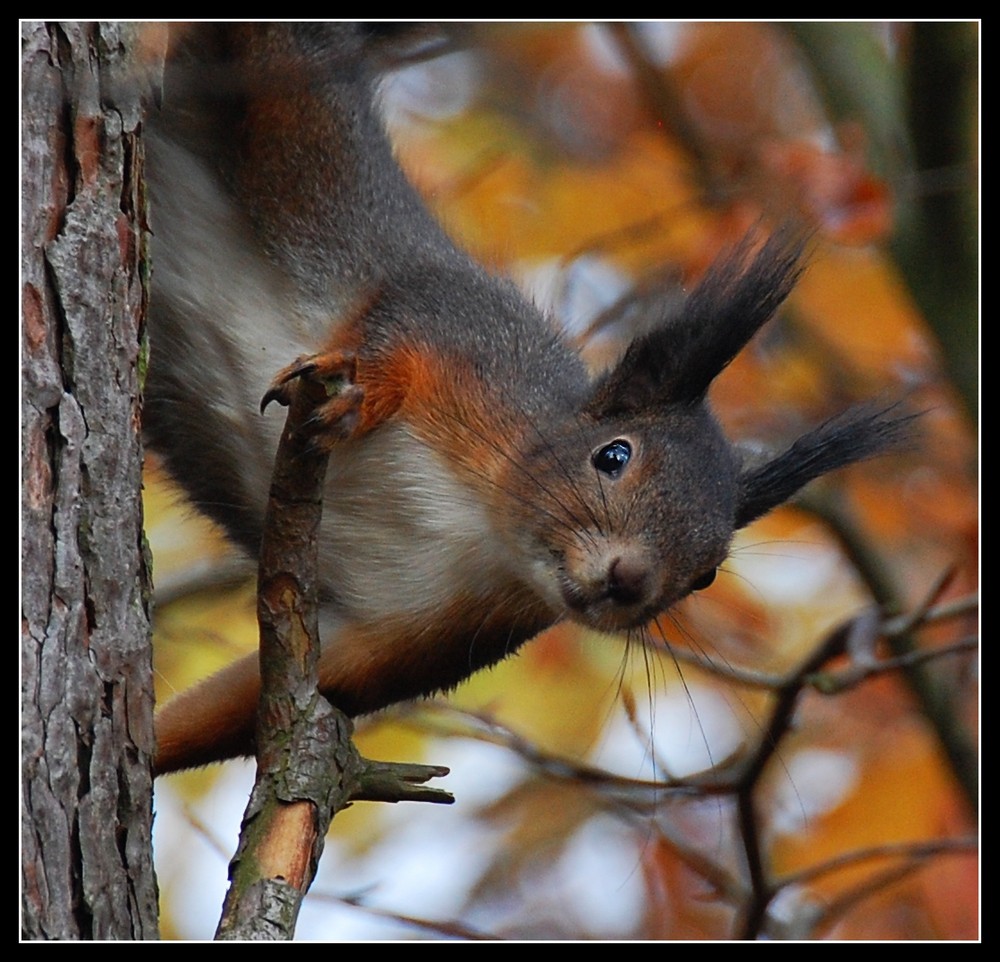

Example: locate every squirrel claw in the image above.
[261,351,359,412]
[262,350,365,445]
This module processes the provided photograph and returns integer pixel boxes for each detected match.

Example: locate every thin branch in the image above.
[404,704,751,907]
[655,590,978,694]
[799,838,978,940]
[215,370,356,940]
[215,366,451,941]
[309,889,502,941]
[406,702,709,796]
[653,643,788,690]
[730,616,854,939]
[801,488,978,816]
[777,835,979,891]
[809,636,978,695]
[882,592,978,637]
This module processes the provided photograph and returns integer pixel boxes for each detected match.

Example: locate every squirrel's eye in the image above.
[593,439,632,477]
[691,568,717,592]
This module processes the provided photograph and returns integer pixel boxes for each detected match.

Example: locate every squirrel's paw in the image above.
[261,350,366,448]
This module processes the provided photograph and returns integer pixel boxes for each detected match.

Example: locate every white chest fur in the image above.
[317,423,514,623]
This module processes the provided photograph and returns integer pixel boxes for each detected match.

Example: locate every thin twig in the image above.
[801,488,978,815]
[309,889,502,941]
[777,835,979,890]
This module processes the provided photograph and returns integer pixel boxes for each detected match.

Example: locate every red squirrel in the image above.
[146,24,905,775]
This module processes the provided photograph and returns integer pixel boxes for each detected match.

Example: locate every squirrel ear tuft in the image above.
[735,404,917,528]
[587,231,805,418]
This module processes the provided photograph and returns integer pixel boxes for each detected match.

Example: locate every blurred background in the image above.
[147,21,978,940]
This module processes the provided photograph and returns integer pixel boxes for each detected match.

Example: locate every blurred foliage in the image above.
[148,22,978,940]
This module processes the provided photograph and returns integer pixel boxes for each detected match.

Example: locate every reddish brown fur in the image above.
[154,581,550,775]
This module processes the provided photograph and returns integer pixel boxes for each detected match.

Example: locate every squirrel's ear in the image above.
[735,404,916,528]
[586,232,804,418]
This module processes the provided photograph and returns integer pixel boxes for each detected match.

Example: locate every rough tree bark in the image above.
[21,22,159,939]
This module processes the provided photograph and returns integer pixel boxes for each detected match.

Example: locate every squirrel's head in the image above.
[498,234,910,632]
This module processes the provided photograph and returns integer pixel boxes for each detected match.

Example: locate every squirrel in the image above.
[145,24,906,775]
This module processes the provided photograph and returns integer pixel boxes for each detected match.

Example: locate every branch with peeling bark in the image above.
[214,368,452,942]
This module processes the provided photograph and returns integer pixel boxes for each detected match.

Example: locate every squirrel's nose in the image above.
[606,554,651,607]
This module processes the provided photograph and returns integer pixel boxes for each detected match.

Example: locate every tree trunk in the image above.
[21,21,159,940]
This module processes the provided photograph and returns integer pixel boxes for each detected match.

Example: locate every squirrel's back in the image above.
[146,23,586,568]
